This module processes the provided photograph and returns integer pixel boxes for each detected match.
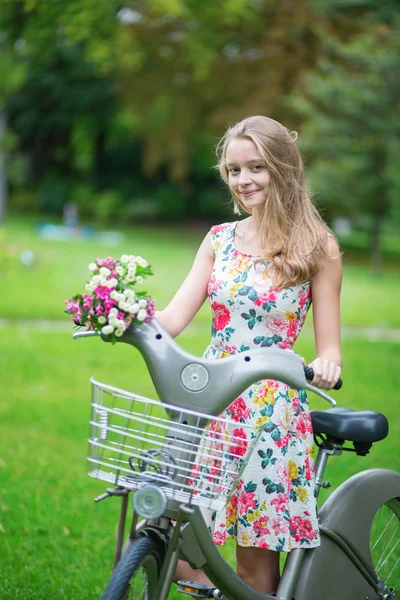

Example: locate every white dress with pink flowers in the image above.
[201,222,320,551]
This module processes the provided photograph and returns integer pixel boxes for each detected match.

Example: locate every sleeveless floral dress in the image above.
[201,222,320,552]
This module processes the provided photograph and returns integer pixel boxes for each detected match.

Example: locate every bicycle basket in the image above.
[88,378,260,511]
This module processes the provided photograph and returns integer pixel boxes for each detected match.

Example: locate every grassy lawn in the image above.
[0,215,399,599]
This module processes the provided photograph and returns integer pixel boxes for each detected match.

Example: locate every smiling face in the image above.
[225,137,270,211]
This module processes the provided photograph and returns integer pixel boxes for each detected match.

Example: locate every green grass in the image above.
[1,214,400,327]
[0,215,399,599]
[0,326,399,599]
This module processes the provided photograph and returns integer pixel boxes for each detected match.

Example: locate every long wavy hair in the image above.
[216,115,337,289]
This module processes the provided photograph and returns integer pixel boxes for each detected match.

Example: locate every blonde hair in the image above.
[216,115,337,289]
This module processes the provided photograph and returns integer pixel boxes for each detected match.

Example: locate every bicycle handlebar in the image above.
[73,319,338,410]
[304,365,343,391]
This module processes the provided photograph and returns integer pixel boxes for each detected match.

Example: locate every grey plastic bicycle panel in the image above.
[292,468,400,599]
[114,319,307,416]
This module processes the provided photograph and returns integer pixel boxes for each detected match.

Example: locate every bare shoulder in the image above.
[325,234,342,260]
[313,233,342,285]
[199,230,214,255]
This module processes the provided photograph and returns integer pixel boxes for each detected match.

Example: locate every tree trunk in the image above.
[370,207,382,276]
[0,108,7,223]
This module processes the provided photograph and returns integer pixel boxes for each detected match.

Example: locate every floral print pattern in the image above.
[202,222,320,552]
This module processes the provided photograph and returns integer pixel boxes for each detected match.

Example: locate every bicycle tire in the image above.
[370,496,400,596]
[101,535,165,600]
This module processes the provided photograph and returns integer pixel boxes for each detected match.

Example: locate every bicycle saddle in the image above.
[311,407,389,444]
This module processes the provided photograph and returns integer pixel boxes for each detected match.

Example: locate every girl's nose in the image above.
[238,169,251,185]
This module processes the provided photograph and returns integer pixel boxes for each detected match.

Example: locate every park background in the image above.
[0,0,399,598]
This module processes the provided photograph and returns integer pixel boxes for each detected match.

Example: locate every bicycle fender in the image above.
[292,468,400,600]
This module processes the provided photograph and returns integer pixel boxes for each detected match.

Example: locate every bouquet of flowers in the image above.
[65,254,155,343]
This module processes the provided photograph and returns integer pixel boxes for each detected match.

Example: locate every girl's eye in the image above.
[252,165,263,171]
[228,168,239,174]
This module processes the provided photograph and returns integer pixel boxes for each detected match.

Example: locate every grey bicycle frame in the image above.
[76,319,400,600]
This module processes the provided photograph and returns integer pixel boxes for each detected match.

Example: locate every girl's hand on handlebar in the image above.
[307,358,342,390]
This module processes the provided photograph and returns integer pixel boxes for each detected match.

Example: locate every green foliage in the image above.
[0,0,399,243]
[291,4,400,271]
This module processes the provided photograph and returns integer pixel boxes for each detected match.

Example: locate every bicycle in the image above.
[74,318,400,600]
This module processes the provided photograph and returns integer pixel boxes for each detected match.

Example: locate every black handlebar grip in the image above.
[303,365,343,390]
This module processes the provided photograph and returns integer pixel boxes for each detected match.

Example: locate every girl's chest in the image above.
[208,250,311,316]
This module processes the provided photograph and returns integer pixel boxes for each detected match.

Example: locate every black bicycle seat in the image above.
[311,407,389,444]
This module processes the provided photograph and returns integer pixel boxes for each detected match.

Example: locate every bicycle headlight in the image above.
[132,485,167,519]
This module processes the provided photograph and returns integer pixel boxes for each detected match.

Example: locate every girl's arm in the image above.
[155,232,215,338]
[309,237,343,389]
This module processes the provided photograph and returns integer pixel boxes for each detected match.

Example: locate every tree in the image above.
[292,1,400,273]
[0,1,27,222]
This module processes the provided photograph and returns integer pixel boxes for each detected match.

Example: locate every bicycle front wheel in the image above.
[101,535,166,600]
[370,497,400,596]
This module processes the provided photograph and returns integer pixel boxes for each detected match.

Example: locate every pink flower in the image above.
[212,302,231,331]
[230,494,239,510]
[304,457,314,480]
[295,414,313,439]
[287,320,298,338]
[291,396,300,413]
[253,516,270,536]
[275,433,290,449]
[229,397,251,422]
[208,274,222,294]
[97,257,116,268]
[214,531,226,545]
[298,287,311,309]
[238,490,257,515]
[278,339,293,350]
[231,428,248,457]
[271,493,288,513]
[254,291,277,307]
[211,224,228,234]
[271,516,287,536]
[94,285,112,301]
[269,316,288,333]
[289,516,318,542]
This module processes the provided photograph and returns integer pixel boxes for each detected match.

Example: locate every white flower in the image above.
[107,278,118,288]
[110,290,119,300]
[124,289,135,300]
[91,275,101,286]
[98,316,106,324]
[85,283,95,292]
[136,309,147,322]
[88,263,97,271]
[116,265,124,276]
[138,258,148,268]
[128,254,136,262]
[130,303,139,314]
[109,316,118,327]
[100,267,111,277]
[118,301,129,312]
[127,262,137,275]
[101,325,114,335]
[126,274,136,283]
[109,307,118,317]
[116,319,125,328]
[136,275,143,284]
[138,299,147,308]
[115,329,124,337]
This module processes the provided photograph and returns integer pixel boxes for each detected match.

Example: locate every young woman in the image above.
[156,115,342,595]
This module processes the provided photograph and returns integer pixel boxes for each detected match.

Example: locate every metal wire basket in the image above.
[88,378,260,511]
